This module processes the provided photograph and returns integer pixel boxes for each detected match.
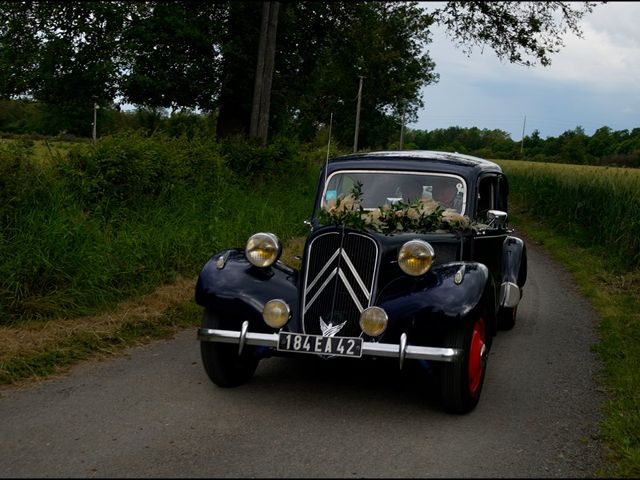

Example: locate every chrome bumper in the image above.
[198,321,463,369]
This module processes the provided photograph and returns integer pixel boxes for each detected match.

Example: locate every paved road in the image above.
[0,235,606,478]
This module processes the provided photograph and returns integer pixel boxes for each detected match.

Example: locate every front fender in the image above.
[195,249,300,332]
[376,262,495,342]
[500,236,527,307]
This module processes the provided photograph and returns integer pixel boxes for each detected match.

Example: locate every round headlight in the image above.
[263,299,290,328]
[398,240,435,276]
[245,232,282,267]
[359,306,388,337]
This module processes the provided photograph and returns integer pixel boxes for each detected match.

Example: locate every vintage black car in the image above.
[196,150,527,413]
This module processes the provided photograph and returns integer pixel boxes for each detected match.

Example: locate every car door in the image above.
[470,173,508,303]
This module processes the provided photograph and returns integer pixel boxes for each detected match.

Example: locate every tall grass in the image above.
[0,132,318,325]
[498,160,640,270]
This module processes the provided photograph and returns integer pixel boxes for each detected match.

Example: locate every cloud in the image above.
[528,4,640,91]
[415,1,640,139]
[426,2,640,92]
[585,2,640,48]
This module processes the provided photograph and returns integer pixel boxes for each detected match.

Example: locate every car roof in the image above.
[326,150,503,177]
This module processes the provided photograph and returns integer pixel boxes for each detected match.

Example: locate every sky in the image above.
[412,2,640,140]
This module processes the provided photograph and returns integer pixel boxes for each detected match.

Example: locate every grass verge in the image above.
[0,238,307,388]
[0,275,198,386]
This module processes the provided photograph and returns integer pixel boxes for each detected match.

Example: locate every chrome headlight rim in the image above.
[398,239,435,277]
[245,232,282,268]
[359,306,388,337]
[262,298,291,329]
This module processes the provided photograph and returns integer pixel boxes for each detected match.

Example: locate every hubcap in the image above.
[468,317,486,395]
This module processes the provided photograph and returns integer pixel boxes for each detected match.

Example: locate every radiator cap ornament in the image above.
[320,316,346,337]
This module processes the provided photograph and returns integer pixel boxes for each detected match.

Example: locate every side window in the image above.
[476,175,497,220]
[496,175,508,212]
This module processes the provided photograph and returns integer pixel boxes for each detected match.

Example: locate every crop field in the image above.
[0,137,90,166]
[497,160,640,270]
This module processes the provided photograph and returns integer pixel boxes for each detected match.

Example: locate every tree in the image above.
[215,1,263,140]
[250,1,280,145]
[121,1,226,112]
[257,1,437,147]
[587,126,614,158]
[216,1,602,146]
[0,2,132,135]
[0,1,604,145]
[432,2,600,67]
[0,3,40,98]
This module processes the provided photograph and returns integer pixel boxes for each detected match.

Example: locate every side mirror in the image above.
[487,210,508,228]
[303,219,312,231]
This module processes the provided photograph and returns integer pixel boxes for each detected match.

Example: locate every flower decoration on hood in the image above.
[318,182,486,234]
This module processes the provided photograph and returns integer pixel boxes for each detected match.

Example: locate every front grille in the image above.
[302,230,378,338]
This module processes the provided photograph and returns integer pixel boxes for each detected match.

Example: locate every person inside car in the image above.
[433,180,463,212]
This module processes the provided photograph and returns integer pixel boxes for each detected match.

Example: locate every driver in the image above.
[433,181,462,212]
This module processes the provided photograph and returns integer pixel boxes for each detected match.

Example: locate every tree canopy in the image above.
[0,1,602,145]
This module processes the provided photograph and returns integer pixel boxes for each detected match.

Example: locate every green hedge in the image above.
[0,132,317,325]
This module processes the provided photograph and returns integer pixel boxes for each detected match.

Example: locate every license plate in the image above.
[278,332,362,358]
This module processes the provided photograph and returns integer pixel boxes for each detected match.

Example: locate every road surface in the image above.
[0,234,606,477]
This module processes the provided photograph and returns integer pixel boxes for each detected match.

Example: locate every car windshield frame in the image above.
[321,169,468,215]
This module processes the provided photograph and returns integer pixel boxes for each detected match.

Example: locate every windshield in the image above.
[322,170,467,214]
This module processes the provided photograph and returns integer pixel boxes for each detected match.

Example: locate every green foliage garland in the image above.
[317,183,483,235]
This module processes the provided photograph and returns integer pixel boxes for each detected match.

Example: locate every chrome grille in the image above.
[302,230,378,338]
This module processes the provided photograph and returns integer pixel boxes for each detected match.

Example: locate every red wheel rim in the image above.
[468,317,486,395]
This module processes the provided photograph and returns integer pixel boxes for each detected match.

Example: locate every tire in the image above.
[497,305,517,331]
[439,314,489,414]
[200,309,260,388]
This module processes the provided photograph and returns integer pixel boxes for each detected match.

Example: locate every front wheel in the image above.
[439,315,489,414]
[200,309,260,387]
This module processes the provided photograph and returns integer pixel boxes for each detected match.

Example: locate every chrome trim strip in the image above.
[473,234,508,241]
[340,249,371,300]
[304,248,341,294]
[338,269,365,313]
[304,267,338,313]
[198,328,463,363]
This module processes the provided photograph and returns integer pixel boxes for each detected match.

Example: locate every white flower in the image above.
[442,209,466,223]
[338,194,356,212]
[406,207,421,220]
[419,198,439,213]
[363,209,381,225]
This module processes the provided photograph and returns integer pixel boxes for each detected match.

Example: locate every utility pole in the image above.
[520,114,526,155]
[353,75,364,153]
[399,101,406,150]
[92,103,99,144]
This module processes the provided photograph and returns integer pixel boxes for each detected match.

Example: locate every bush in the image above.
[0,141,41,228]
[0,132,316,325]
[61,131,227,217]
[218,134,304,178]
